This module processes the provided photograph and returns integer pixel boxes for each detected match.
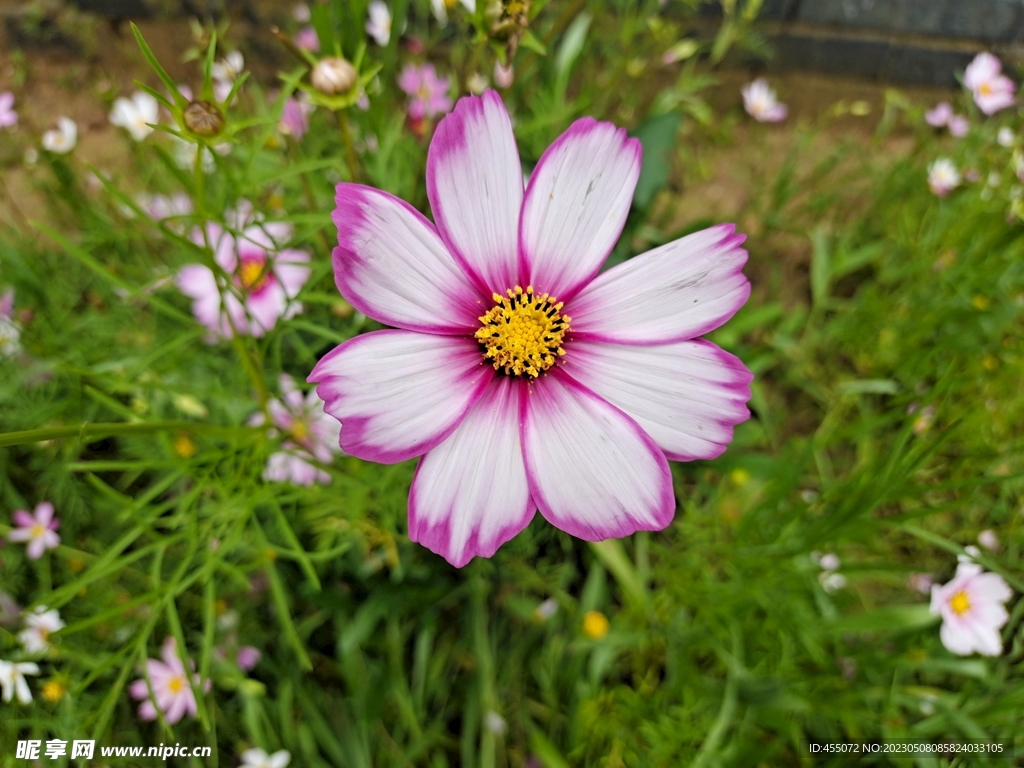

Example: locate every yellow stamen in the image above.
[582,610,610,640]
[475,285,569,378]
[289,420,309,443]
[42,680,66,702]
[168,676,185,693]
[238,259,269,292]
[31,524,45,538]
[949,590,971,616]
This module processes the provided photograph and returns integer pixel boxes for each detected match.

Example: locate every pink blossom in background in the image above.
[398,63,452,120]
[0,288,13,319]
[0,288,21,357]
[294,27,320,52]
[963,52,1016,115]
[279,97,312,139]
[129,637,209,724]
[947,114,969,137]
[177,218,311,340]
[140,193,193,222]
[249,375,341,485]
[7,502,60,560]
[741,78,787,122]
[908,573,934,594]
[930,562,1012,656]
[0,92,17,128]
[309,91,752,567]
[925,101,953,127]
[493,62,515,89]
[236,646,261,671]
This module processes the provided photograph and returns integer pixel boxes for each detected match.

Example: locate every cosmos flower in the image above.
[278,97,312,140]
[741,78,787,122]
[212,51,244,84]
[236,646,261,671]
[7,502,60,559]
[947,114,969,137]
[963,52,1016,115]
[0,92,17,128]
[930,562,1012,656]
[294,27,320,52]
[925,101,953,127]
[366,1,392,46]
[18,607,64,655]
[41,117,77,154]
[928,158,961,196]
[109,91,159,141]
[431,0,475,27]
[309,91,752,567]
[129,637,208,724]
[177,218,311,340]
[0,660,39,704]
[398,63,453,120]
[249,375,341,485]
[138,193,193,222]
[240,749,291,768]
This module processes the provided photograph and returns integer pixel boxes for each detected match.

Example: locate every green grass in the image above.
[0,1,1021,766]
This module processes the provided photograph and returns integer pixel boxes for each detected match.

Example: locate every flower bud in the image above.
[312,57,357,95]
[183,100,225,137]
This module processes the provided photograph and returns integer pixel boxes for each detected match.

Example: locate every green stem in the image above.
[0,421,252,449]
[336,109,360,182]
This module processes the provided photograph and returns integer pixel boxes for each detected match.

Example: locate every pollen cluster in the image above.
[949,590,971,616]
[475,285,569,378]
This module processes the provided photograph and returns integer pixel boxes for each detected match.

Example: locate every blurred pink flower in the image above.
[494,62,514,89]
[908,572,934,594]
[250,375,341,485]
[741,78,787,122]
[139,193,193,222]
[925,101,953,127]
[177,218,311,340]
[129,637,208,724]
[236,646,261,671]
[947,114,969,137]
[7,502,60,560]
[279,97,312,139]
[930,562,1012,656]
[963,52,1016,115]
[398,63,452,120]
[294,27,320,52]
[0,92,17,128]
[0,288,13,319]
[309,91,752,567]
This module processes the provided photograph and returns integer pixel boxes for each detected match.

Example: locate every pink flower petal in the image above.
[128,678,150,700]
[275,249,312,296]
[138,700,158,721]
[332,183,486,333]
[521,370,674,541]
[35,502,54,525]
[409,376,534,567]
[427,90,524,295]
[246,284,289,334]
[972,572,1012,603]
[12,510,35,528]
[963,52,1002,91]
[567,224,749,344]
[309,330,492,463]
[164,691,189,724]
[563,339,752,461]
[519,118,641,301]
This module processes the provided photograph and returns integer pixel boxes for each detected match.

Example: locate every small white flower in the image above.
[930,562,1012,656]
[430,0,475,27]
[109,91,159,141]
[240,748,291,768]
[493,61,514,89]
[741,78,787,122]
[958,544,981,564]
[978,529,999,551]
[41,117,77,154]
[0,659,39,703]
[819,571,847,593]
[998,127,1015,147]
[484,710,507,736]
[0,316,20,357]
[366,1,392,46]
[212,51,244,83]
[293,3,310,22]
[18,607,64,655]
[819,553,841,571]
[533,597,558,622]
[927,158,960,197]
[467,72,488,95]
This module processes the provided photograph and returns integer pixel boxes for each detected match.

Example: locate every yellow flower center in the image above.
[167,676,185,693]
[31,524,45,538]
[949,590,971,616]
[42,680,66,702]
[475,286,569,378]
[289,419,309,443]
[238,258,269,292]
[582,610,610,640]
[979,83,993,95]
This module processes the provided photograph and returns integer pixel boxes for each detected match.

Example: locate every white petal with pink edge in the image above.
[519,118,641,301]
[521,370,674,541]
[427,90,523,294]
[332,183,486,334]
[567,224,749,344]
[308,330,491,464]
[564,338,752,461]
[409,376,534,567]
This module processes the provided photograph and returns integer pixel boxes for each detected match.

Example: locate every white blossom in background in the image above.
[109,91,159,141]
[366,1,392,46]
[978,529,999,551]
[431,0,474,27]
[741,78,787,122]
[42,117,77,154]
[927,158,960,196]
[467,72,488,95]
[494,61,515,89]
[18,607,64,655]
[998,127,1015,147]
[930,562,1012,656]
[0,660,39,703]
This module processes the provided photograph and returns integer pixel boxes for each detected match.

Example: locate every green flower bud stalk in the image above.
[183,101,225,137]
[311,57,358,96]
